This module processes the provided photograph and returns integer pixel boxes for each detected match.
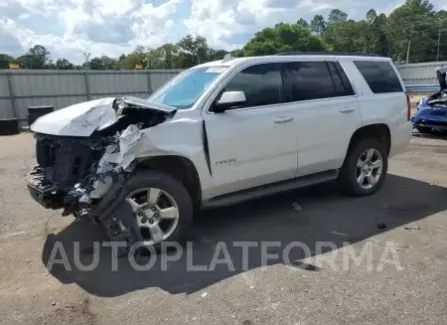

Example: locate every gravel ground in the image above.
[1,130,447,325]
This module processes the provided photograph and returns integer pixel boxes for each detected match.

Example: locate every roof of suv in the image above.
[197,53,392,69]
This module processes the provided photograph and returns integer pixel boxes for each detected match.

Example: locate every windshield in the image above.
[148,66,228,109]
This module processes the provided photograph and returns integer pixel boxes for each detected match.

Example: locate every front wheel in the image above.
[338,138,388,196]
[119,170,194,249]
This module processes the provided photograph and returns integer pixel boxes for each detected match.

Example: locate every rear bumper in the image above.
[27,166,64,209]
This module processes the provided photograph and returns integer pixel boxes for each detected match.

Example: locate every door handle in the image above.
[273,116,294,124]
[340,107,355,113]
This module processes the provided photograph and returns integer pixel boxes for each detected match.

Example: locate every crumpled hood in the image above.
[30,97,117,136]
[30,96,176,137]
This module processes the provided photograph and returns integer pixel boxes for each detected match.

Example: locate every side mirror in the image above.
[213,91,246,112]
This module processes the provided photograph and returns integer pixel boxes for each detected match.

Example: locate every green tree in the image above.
[436,10,447,61]
[120,46,147,69]
[310,15,326,35]
[100,56,120,69]
[388,0,436,62]
[243,23,328,56]
[156,44,179,69]
[208,49,229,61]
[55,58,74,70]
[174,35,210,68]
[44,60,56,69]
[370,14,391,56]
[323,9,349,49]
[22,45,50,68]
[328,9,348,24]
[366,9,378,24]
[334,20,367,52]
[231,49,245,57]
[0,53,14,69]
[297,18,309,28]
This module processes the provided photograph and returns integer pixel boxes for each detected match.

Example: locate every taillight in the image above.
[405,93,411,121]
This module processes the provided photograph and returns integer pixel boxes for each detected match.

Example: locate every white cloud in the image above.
[18,13,30,20]
[1,0,446,63]
[184,0,447,50]
[183,0,360,49]
[1,17,133,62]
[383,0,405,15]
[0,0,182,63]
[59,0,181,47]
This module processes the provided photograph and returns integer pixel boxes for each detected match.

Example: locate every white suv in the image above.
[28,53,412,249]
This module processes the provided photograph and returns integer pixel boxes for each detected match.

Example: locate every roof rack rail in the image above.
[276,51,386,57]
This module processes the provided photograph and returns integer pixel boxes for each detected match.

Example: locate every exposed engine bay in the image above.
[27,96,177,251]
[422,91,447,108]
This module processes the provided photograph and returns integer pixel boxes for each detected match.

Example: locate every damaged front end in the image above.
[27,96,176,246]
[412,68,447,132]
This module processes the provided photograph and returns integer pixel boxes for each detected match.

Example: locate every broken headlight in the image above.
[113,97,128,116]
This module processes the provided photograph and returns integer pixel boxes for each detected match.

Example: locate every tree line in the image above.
[1,0,446,70]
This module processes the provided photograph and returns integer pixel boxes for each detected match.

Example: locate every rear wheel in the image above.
[338,138,388,196]
[121,170,193,248]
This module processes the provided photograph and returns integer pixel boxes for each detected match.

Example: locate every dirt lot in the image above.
[1,130,447,325]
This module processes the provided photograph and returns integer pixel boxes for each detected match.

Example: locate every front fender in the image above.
[129,118,214,199]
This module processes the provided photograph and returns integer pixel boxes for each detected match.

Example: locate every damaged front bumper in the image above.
[26,96,178,250]
[27,166,65,210]
[27,125,146,218]
[412,120,447,131]
[412,107,447,131]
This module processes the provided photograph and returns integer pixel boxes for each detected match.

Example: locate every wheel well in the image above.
[347,124,391,155]
[135,156,202,208]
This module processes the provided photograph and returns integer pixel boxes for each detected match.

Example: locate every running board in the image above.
[202,169,339,209]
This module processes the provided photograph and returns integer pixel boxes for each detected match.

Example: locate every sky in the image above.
[0,0,446,64]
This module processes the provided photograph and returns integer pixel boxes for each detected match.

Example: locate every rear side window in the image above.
[328,62,355,96]
[224,63,283,108]
[354,61,403,94]
[283,61,354,102]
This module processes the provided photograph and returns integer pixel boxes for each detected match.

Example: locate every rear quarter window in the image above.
[354,61,403,94]
[282,61,354,102]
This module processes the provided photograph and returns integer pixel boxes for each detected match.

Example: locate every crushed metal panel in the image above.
[30,97,117,137]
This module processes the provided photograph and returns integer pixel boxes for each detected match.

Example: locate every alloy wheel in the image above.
[356,148,383,190]
[125,187,179,246]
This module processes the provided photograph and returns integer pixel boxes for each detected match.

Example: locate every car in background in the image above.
[412,68,447,133]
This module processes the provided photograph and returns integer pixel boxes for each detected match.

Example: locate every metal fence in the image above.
[0,69,181,124]
[1,61,447,125]
[396,61,447,87]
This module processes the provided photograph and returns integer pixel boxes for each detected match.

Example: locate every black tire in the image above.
[338,138,388,196]
[0,118,20,136]
[415,126,432,134]
[118,170,194,249]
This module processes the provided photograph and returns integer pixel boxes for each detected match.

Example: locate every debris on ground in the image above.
[331,231,349,237]
[377,223,387,230]
[292,202,303,211]
[404,226,421,231]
